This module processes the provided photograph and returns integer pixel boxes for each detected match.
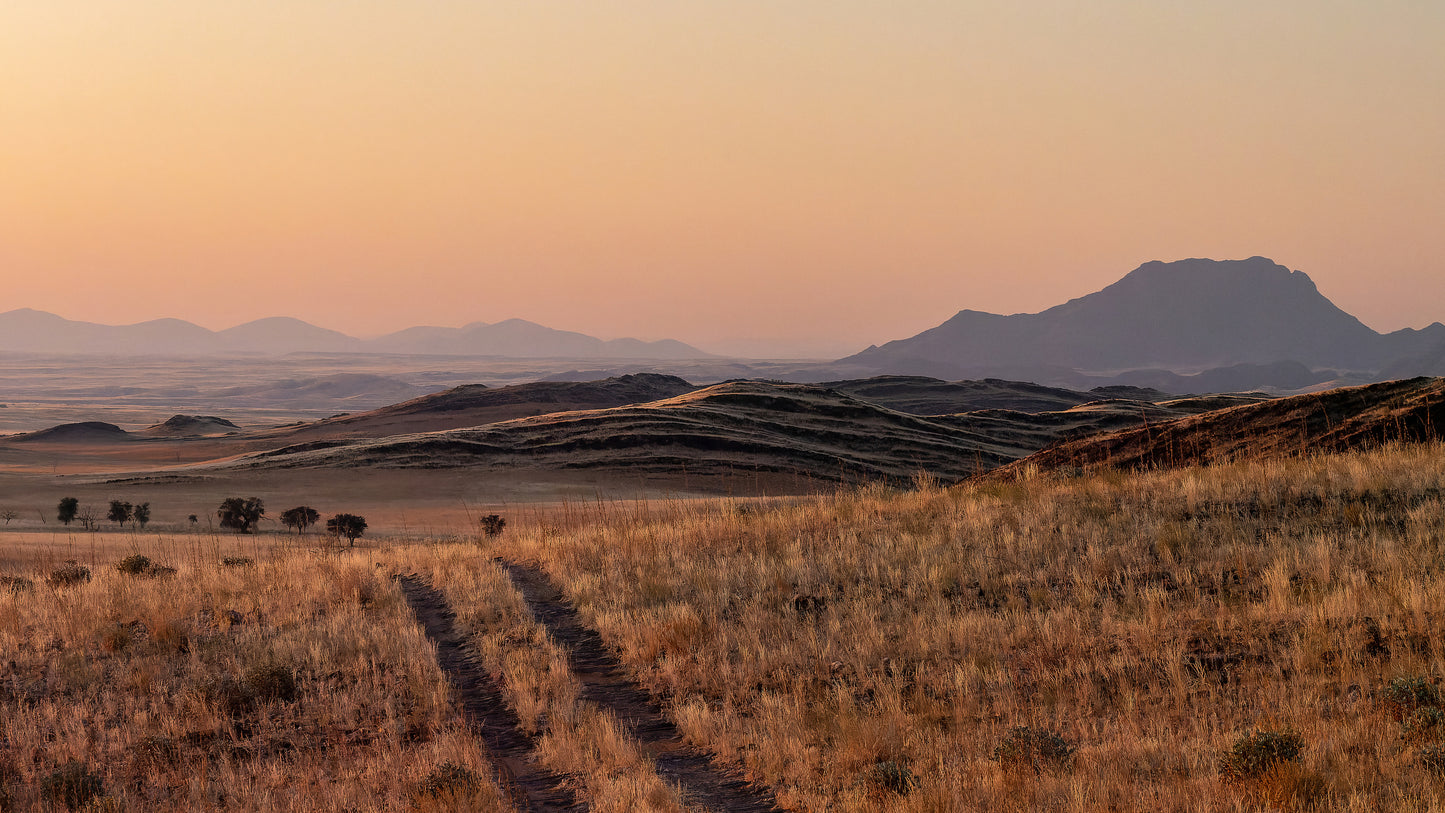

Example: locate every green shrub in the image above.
[993,726,1075,774]
[1219,730,1305,781]
[1383,676,1441,721]
[40,761,104,811]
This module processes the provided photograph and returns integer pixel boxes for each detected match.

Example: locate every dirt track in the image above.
[396,574,587,812]
[498,560,780,813]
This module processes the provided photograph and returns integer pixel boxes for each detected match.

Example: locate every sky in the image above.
[2,2,1442,358]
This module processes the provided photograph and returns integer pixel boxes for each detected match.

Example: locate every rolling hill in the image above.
[1004,376,1445,473]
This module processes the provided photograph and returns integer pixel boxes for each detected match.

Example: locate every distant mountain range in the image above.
[843,257,1445,388]
[0,309,711,359]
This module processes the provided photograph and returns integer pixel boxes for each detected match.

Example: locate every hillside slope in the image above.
[1007,377,1445,473]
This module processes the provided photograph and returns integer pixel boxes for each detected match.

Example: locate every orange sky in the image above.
[2,2,1441,357]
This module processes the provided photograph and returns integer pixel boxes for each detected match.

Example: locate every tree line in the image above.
[44,496,369,545]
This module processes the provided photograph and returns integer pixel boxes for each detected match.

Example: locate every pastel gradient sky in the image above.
[2,2,1441,356]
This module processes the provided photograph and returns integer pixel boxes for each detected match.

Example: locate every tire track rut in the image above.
[396,574,587,812]
[498,559,781,813]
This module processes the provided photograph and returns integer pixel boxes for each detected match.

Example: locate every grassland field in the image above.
[4,443,1445,811]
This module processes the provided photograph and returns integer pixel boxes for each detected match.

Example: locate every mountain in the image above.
[0,309,710,359]
[365,318,710,358]
[216,317,361,354]
[842,257,1445,385]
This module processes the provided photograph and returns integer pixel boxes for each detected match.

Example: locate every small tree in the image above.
[57,497,79,526]
[217,497,265,533]
[134,502,151,528]
[76,507,98,531]
[0,509,17,525]
[326,513,367,547]
[280,506,321,535]
[107,500,134,528]
[480,514,507,537]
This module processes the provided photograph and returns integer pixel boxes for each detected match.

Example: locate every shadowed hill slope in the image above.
[822,376,1095,414]
[225,382,1015,482]
[218,381,1250,484]
[1005,377,1445,473]
[270,373,699,440]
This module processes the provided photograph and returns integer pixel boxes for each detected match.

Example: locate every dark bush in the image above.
[1418,744,1445,775]
[116,555,152,575]
[994,726,1075,774]
[40,761,104,810]
[1219,730,1305,781]
[221,556,254,567]
[245,663,298,703]
[411,762,486,810]
[480,514,506,537]
[1383,676,1441,721]
[1405,706,1445,742]
[865,760,917,795]
[46,562,91,588]
[0,575,32,593]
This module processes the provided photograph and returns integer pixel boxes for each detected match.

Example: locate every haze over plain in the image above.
[2,3,1442,356]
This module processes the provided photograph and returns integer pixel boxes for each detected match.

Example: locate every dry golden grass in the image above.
[0,546,507,811]
[5,441,1445,811]
[472,442,1445,811]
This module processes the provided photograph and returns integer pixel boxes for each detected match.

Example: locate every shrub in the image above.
[40,761,104,810]
[46,562,91,588]
[480,514,506,537]
[245,663,298,703]
[1383,676,1441,721]
[993,726,1075,774]
[0,575,32,593]
[1405,706,1445,742]
[116,554,152,575]
[411,762,486,810]
[1219,730,1305,781]
[1418,744,1445,775]
[865,760,917,795]
[221,556,254,567]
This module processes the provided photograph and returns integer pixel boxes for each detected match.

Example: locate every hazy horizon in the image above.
[3,3,1441,357]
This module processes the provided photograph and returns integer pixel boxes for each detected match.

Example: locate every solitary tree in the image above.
[217,497,265,533]
[57,497,79,526]
[280,506,321,535]
[480,514,507,537]
[107,500,134,528]
[0,509,17,525]
[134,502,151,528]
[326,513,367,547]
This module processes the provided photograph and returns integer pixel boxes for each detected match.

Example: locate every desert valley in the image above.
[0,257,1443,810]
